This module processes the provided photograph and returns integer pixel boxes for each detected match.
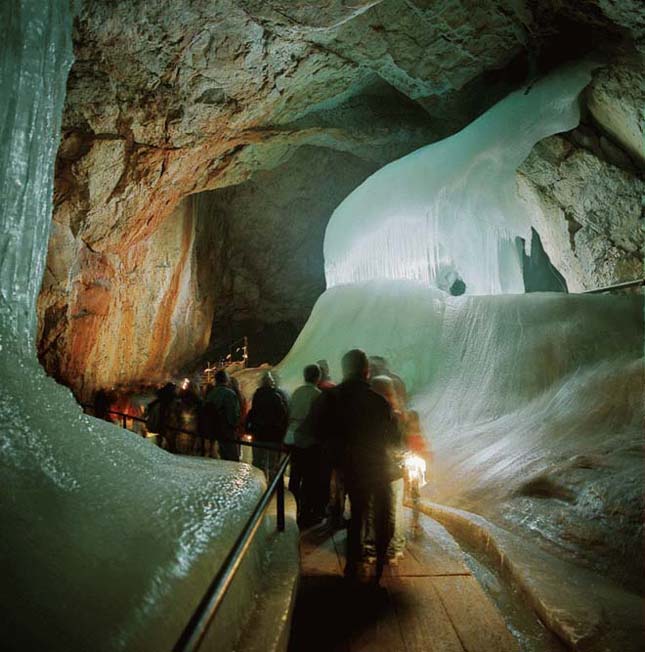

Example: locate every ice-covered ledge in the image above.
[417,501,644,652]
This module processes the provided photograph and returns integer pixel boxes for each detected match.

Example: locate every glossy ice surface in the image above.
[279,281,643,582]
[324,63,595,295]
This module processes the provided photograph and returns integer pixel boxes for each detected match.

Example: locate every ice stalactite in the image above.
[1,4,266,651]
[324,63,595,295]
[0,0,73,352]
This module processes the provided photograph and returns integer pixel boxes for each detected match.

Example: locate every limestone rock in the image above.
[518,132,644,291]
[197,146,379,366]
[587,63,645,166]
[38,199,219,398]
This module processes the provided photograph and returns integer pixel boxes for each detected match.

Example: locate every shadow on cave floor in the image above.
[287,511,562,652]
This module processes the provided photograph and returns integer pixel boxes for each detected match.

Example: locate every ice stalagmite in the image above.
[0,4,268,651]
[324,64,594,295]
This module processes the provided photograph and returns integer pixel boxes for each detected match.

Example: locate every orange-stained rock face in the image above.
[38,198,218,398]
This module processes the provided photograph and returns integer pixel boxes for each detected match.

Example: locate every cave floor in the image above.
[288,509,521,652]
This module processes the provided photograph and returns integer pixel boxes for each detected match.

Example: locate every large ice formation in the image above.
[324,64,594,295]
[279,62,644,588]
[1,4,268,651]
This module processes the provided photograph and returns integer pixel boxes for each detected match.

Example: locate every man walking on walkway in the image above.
[287,364,323,528]
[247,371,289,479]
[205,370,241,461]
[314,349,398,583]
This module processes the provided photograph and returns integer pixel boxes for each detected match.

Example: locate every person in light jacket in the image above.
[287,364,323,528]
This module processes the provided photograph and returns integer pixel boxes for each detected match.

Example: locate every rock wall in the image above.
[197,146,379,366]
[38,197,219,398]
[518,145,643,294]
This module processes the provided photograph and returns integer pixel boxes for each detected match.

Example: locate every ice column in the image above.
[0,0,74,353]
[324,64,594,295]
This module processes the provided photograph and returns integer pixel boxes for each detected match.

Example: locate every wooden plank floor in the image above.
[289,509,519,652]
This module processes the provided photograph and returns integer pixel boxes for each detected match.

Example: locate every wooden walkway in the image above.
[288,509,520,652]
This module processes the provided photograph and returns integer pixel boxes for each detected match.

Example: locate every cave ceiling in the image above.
[59,0,643,250]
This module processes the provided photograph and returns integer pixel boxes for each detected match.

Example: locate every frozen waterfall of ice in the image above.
[1,4,269,651]
[324,63,595,295]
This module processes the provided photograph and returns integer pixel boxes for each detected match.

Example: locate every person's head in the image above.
[261,371,276,389]
[215,370,230,386]
[316,359,330,380]
[303,364,321,385]
[368,355,387,377]
[158,382,176,402]
[341,349,369,381]
[371,375,398,410]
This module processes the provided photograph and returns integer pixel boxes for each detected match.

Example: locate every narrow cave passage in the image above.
[2,2,644,652]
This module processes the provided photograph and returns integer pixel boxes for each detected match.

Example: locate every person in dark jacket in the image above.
[246,371,289,480]
[312,349,398,584]
[204,370,240,461]
[147,383,179,452]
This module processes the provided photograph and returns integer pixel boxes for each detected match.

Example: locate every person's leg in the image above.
[372,482,394,584]
[218,438,239,461]
[288,447,302,497]
[301,446,323,526]
[164,428,177,454]
[345,483,367,579]
[252,447,268,480]
[328,468,345,529]
[268,448,281,480]
[387,478,406,559]
[362,494,376,560]
[289,447,304,522]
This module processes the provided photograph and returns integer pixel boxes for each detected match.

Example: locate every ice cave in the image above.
[1,1,643,651]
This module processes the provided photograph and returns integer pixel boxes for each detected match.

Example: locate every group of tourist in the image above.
[94,349,428,584]
[289,350,428,582]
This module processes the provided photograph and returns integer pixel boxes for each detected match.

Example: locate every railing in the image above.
[83,404,291,652]
[582,278,644,294]
[84,405,287,452]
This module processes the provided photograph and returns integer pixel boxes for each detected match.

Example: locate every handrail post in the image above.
[276,461,285,532]
[122,413,127,429]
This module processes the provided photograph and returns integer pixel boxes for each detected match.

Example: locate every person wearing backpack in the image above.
[246,371,289,480]
[204,370,241,461]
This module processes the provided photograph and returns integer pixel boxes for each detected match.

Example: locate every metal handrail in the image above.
[173,453,290,652]
[582,278,644,294]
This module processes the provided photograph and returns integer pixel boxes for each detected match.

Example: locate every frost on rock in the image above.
[324,63,595,295]
[0,4,266,651]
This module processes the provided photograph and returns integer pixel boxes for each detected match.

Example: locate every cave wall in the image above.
[197,146,379,366]
[518,131,643,292]
[38,196,219,398]
[36,0,645,394]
